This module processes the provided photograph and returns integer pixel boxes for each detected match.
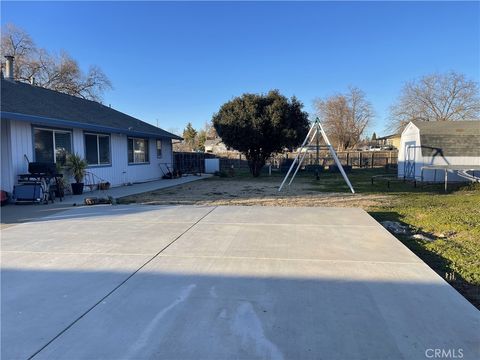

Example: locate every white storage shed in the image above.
[398,121,480,183]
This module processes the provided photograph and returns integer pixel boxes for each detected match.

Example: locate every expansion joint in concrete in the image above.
[26,206,218,360]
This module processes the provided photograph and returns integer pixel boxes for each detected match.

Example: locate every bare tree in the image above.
[0,24,37,81]
[389,71,480,132]
[314,87,373,150]
[204,121,218,140]
[1,23,111,102]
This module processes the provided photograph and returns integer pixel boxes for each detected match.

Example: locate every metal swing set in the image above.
[278,118,355,193]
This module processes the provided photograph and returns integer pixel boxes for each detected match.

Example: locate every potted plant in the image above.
[54,163,68,197]
[66,153,88,195]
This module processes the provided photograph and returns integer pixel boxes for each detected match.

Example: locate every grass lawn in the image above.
[368,188,480,309]
[120,167,480,308]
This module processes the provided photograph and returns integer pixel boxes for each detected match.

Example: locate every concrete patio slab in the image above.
[1,252,152,360]
[162,222,423,263]
[34,257,479,360]
[35,204,215,224]
[2,206,213,255]
[202,205,381,226]
[0,203,72,230]
[1,205,479,360]
[0,175,211,229]
[1,205,214,360]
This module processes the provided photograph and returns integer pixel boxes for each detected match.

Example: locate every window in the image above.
[34,128,72,165]
[85,133,110,165]
[128,137,149,164]
[156,139,162,158]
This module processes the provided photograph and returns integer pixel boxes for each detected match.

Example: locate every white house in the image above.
[204,138,228,154]
[398,120,480,182]
[0,64,181,194]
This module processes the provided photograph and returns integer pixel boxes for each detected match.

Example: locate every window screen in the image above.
[85,133,110,165]
[34,129,54,163]
[98,136,110,164]
[128,138,149,163]
[34,128,71,164]
[85,134,98,164]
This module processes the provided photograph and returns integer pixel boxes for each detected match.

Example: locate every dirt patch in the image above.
[120,177,393,209]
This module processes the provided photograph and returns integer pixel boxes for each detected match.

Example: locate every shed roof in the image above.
[0,79,182,140]
[377,133,401,140]
[410,120,480,157]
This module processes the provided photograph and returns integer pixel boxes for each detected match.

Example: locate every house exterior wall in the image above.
[72,130,173,186]
[1,119,14,192]
[1,119,173,193]
[391,136,401,149]
[9,120,33,187]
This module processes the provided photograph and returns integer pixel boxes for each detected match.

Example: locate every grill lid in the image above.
[28,162,57,175]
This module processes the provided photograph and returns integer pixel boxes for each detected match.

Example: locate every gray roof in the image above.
[377,133,401,140]
[0,79,182,140]
[411,120,480,157]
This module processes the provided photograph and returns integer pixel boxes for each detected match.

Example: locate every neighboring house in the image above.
[0,69,181,193]
[375,133,401,149]
[204,138,228,153]
[398,120,480,182]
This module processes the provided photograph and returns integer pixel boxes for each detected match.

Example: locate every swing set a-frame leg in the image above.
[278,123,317,191]
[288,128,318,186]
[278,118,355,194]
[317,121,355,194]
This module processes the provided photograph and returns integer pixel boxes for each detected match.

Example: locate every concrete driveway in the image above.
[0,174,211,230]
[1,205,479,359]
[0,203,73,229]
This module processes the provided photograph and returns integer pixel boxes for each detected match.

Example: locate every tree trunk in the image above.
[246,154,265,177]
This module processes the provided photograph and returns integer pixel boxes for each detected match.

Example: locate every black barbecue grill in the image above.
[15,162,64,204]
[27,162,57,176]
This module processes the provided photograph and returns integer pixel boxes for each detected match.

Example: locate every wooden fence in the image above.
[283,150,398,169]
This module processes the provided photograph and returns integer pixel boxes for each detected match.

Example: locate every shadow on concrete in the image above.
[2,269,479,360]
[1,203,210,229]
[0,203,74,229]
[1,175,212,229]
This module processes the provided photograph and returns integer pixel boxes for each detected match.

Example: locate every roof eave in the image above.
[0,111,183,140]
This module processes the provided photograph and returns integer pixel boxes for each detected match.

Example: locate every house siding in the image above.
[1,120,173,192]
[10,120,33,184]
[1,120,13,192]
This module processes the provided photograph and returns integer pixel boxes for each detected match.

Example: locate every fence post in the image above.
[371,152,374,168]
[359,152,362,168]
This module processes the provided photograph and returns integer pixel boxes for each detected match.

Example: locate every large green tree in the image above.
[182,122,197,150]
[213,90,309,176]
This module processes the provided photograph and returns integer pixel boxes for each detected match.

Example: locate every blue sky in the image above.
[2,1,479,136]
